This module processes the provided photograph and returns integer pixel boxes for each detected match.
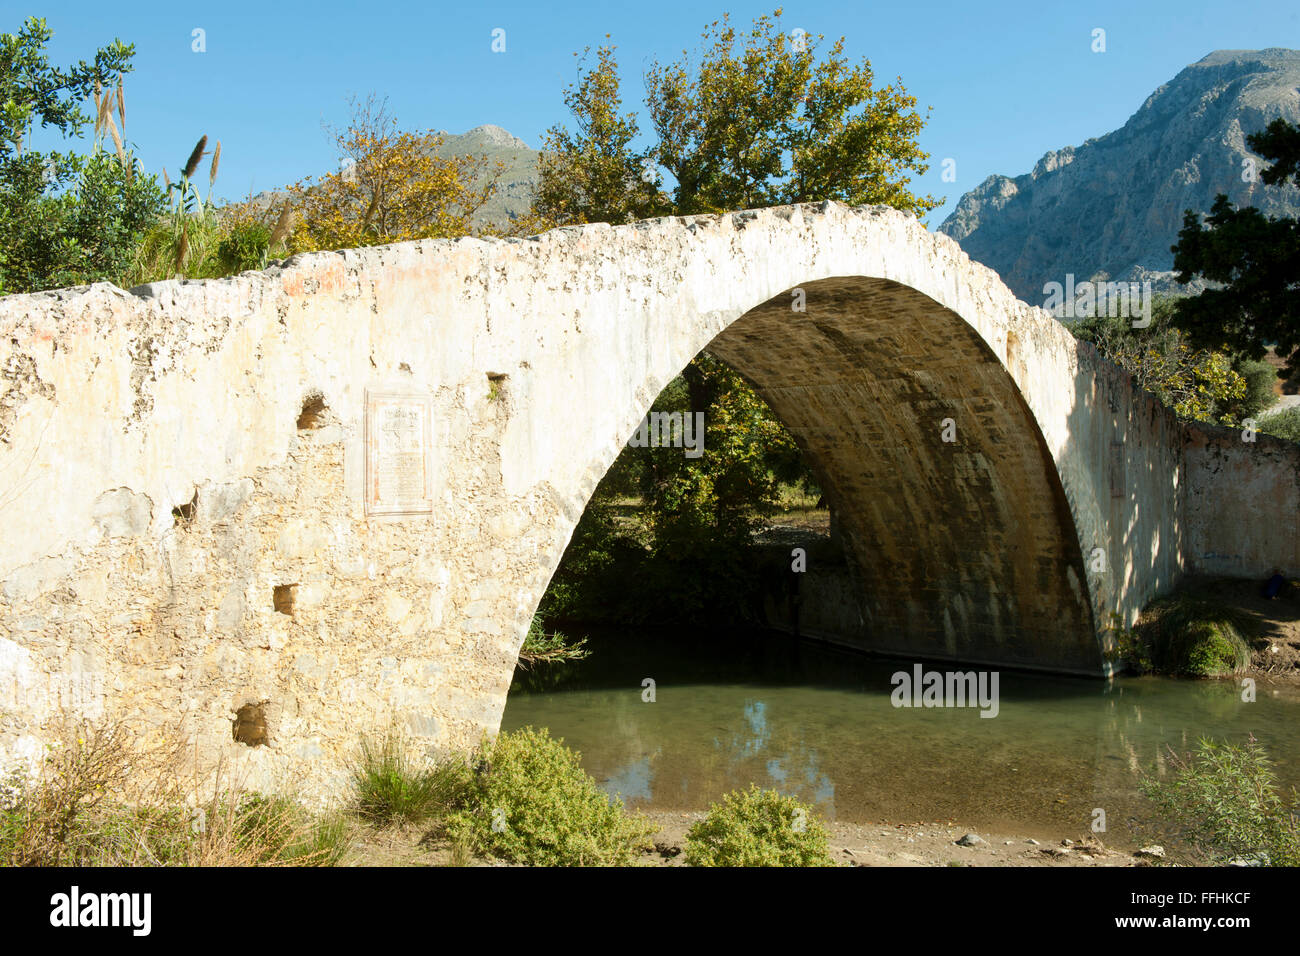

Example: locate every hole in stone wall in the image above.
[172,490,198,526]
[297,393,327,430]
[487,372,507,402]
[273,584,297,615]
[233,702,269,747]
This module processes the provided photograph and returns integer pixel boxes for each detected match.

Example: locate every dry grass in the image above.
[0,715,350,867]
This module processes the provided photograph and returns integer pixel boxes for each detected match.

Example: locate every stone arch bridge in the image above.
[1,202,1296,791]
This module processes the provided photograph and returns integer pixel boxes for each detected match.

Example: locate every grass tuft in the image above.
[1141,594,1256,677]
[348,732,473,829]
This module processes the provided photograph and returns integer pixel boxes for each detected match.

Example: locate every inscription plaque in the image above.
[365,390,433,517]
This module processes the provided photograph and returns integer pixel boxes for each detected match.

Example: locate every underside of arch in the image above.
[707,276,1100,674]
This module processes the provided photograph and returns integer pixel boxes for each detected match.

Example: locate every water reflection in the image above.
[504,627,1300,839]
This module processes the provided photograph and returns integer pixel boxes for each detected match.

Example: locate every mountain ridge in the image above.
[937,48,1300,304]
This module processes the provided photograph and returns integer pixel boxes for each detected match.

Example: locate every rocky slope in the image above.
[938,49,1300,303]
[429,124,539,229]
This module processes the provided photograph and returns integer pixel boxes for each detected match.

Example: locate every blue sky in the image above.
[20,0,1300,227]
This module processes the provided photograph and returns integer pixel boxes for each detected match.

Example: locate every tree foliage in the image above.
[531,11,932,623]
[532,45,667,226]
[287,95,502,252]
[533,10,936,226]
[644,11,936,216]
[1070,300,1274,426]
[1170,118,1300,376]
[0,17,164,294]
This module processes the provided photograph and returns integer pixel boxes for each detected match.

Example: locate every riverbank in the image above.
[1177,576,1300,683]
[343,813,1155,867]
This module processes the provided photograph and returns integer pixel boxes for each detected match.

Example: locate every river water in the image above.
[502,627,1300,842]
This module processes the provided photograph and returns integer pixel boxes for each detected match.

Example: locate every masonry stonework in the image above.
[0,202,1295,797]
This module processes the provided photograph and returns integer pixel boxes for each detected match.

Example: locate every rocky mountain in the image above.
[937,49,1300,304]
[430,124,539,229]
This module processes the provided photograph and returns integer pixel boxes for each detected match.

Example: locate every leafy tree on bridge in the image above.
[532,10,937,625]
[286,94,503,252]
[533,10,937,226]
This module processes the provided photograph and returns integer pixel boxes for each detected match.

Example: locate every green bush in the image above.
[1140,595,1255,677]
[684,785,836,867]
[446,727,655,866]
[1141,737,1300,865]
[1176,620,1251,677]
[348,733,473,828]
[1259,406,1300,443]
[1233,357,1280,421]
[215,220,271,275]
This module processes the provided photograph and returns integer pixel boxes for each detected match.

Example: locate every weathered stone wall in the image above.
[1182,423,1300,577]
[0,202,1292,796]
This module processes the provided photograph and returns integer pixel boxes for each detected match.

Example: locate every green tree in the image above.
[0,17,164,294]
[644,11,936,216]
[531,12,934,622]
[532,44,668,227]
[1070,300,1271,426]
[1170,118,1300,377]
[534,10,936,226]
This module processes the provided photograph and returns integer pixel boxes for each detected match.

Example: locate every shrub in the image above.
[1139,594,1255,677]
[348,732,473,828]
[1102,611,1153,673]
[446,727,656,865]
[1235,358,1280,418]
[1259,406,1300,443]
[1141,737,1300,865]
[684,785,836,867]
[215,220,272,275]
[517,614,589,668]
[0,718,144,866]
[1176,620,1251,677]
